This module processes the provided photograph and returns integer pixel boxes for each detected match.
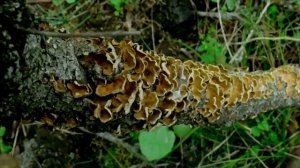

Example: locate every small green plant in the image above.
[37,0,92,31]
[173,27,227,65]
[138,126,175,161]
[197,27,227,65]
[210,0,237,11]
[0,126,12,153]
[110,0,128,16]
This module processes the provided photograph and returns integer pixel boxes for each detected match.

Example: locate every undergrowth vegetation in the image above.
[8,0,300,167]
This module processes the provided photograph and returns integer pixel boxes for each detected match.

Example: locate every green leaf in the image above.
[52,0,63,6]
[200,54,215,64]
[267,4,278,18]
[251,126,261,137]
[294,30,300,38]
[110,0,127,16]
[0,145,12,153]
[257,121,270,131]
[139,126,175,161]
[173,124,192,139]
[197,32,226,65]
[226,0,236,11]
[66,0,76,4]
[0,127,6,137]
[129,131,139,140]
[250,145,260,156]
[269,132,279,144]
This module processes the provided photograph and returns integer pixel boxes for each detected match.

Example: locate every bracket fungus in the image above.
[51,39,300,127]
[66,81,92,98]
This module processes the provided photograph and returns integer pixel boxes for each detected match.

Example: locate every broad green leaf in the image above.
[173,124,192,139]
[139,126,175,161]
[0,127,6,137]
[226,0,236,11]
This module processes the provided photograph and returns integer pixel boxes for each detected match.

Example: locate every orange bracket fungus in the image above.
[51,39,300,127]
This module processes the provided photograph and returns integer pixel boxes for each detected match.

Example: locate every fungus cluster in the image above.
[50,39,300,126]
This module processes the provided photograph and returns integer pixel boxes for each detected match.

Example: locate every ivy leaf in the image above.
[139,126,175,161]
[173,124,192,139]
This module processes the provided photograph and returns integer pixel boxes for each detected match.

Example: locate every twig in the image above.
[217,0,233,59]
[151,7,156,53]
[54,127,83,135]
[236,131,269,168]
[232,36,300,45]
[78,127,148,162]
[229,0,272,64]
[197,130,236,167]
[11,122,21,156]
[26,0,51,3]
[15,25,141,38]
[197,11,243,22]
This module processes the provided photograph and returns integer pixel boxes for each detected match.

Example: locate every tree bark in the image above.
[2,35,300,132]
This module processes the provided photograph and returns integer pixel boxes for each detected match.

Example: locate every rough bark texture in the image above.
[2,35,300,131]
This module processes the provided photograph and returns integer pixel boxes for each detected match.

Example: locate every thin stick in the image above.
[237,131,269,168]
[151,7,156,53]
[26,0,51,3]
[197,11,243,22]
[217,0,233,59]
[15,25,141,38]
[11,122,21,156]
[229,0,272,64]
[197,130,235,167]
[232,36,300,45]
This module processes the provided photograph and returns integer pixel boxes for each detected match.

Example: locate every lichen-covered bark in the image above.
[3,35,300,131]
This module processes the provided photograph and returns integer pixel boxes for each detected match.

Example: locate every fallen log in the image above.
[2,35,300,131]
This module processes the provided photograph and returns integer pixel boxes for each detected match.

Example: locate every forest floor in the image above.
[1,0,300,167]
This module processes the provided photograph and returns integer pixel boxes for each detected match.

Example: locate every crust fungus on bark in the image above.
[77,38,300,127]
[3,35,300,131]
